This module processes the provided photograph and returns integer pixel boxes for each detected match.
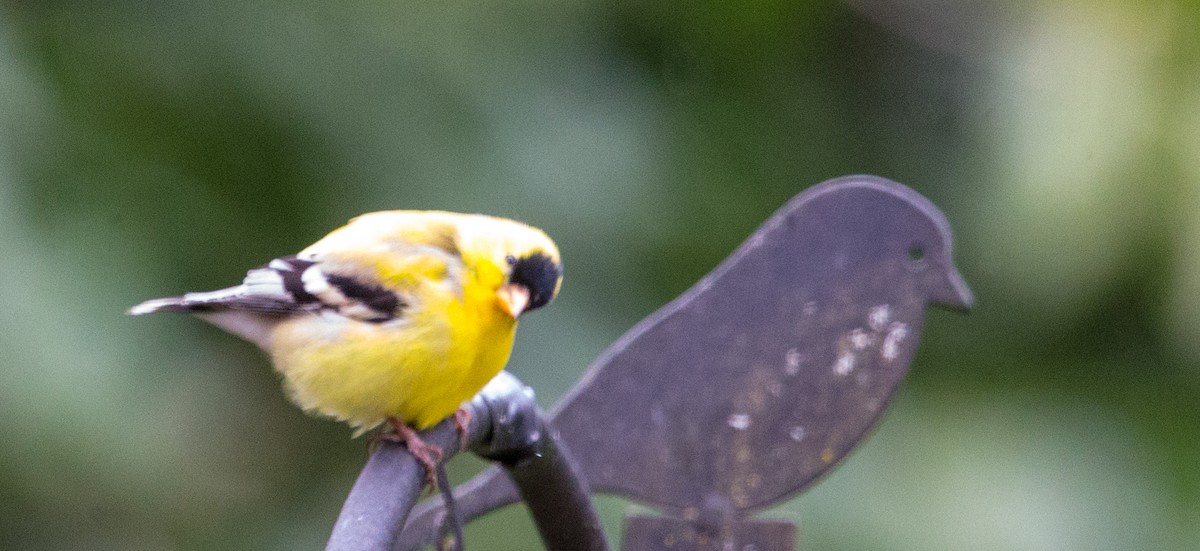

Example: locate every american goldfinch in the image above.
[131,211,562,475]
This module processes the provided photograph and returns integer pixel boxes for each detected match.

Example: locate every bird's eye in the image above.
[907,243,926,270]
[505,255,517,266]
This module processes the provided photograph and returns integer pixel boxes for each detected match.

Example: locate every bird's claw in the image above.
[452,408,472,450]
[381,418,444,491]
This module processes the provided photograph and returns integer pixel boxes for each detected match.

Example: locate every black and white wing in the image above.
[129,256,405,347]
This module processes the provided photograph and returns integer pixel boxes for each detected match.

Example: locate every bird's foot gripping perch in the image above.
[452,408,472,450]
[380,418,445,491]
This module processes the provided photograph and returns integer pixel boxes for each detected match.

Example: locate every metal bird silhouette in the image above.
[396,175,973,547]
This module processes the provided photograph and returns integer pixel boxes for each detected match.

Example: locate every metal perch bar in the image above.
[328,372,607,551]
[327,413,476,550]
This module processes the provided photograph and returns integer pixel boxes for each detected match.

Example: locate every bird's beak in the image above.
[932,267,974,313]
[497,283,531,318]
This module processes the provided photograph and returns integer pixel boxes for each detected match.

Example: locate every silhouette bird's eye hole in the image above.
[505,255,517,266]
[907,244,926,264]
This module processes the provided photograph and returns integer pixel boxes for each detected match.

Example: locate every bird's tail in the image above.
[127,287,244,315]
[128,286,281,349]
[128,296,189,315]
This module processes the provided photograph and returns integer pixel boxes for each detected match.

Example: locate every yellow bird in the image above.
[130,211,562,474]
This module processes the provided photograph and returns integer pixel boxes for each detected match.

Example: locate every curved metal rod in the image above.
[489,422,606,551]
[327,372,607,551]
[327,414,476,550]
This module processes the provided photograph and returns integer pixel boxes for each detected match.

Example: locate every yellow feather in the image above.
[272,211,560,432]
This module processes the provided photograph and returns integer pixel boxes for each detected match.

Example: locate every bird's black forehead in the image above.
[510,252,562,312]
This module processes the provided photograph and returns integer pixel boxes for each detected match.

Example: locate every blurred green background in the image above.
[2,0,1197,549]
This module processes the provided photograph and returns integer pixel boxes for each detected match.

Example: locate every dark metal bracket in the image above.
[622,516,796,551]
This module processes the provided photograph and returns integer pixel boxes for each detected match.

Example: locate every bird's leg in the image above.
[380,417,444,490]
[434,462,465,551]
[452,407,472,450]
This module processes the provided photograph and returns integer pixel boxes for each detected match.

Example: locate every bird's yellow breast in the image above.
[267,262,517,432]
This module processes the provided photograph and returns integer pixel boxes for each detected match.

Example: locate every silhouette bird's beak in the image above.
[931,267,974,313]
